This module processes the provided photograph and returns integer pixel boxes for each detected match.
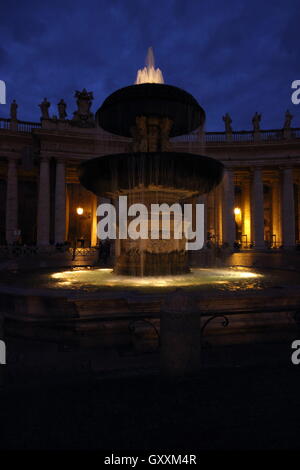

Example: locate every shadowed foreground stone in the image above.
[160,289,201,377]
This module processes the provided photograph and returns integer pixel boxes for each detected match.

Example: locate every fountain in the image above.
[79,49,224,276]
[1,50,300,382]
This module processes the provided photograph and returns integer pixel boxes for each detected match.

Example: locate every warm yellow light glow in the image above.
[50,267,261,289]
[234,207,241,216]
[237,272,258,278]
[76,207,84,215]
[135,47,164,85]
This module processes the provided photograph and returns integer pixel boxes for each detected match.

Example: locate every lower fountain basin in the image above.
[79,152,224,198]
[2,266,300,293]
[1,266,300,348]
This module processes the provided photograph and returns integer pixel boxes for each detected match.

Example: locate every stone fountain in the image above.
[80,49,224,276]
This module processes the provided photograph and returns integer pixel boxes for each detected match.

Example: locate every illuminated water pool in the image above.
[2,266,299,293]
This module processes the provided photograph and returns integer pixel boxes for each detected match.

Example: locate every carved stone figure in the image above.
[134,116,148,152]
[10,100,18,120]
[222,113,232,133]
[252,112,261,132]
[39,98,50,120]
[130,125,139,152]
[131,116,173,152]
[160,117,173,151]
[71,89,95,127]
[57,99,67,120]
[148,117,160,152]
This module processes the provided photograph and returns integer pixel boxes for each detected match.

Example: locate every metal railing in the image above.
[174,128,300,143]
[0,118,41,132]
[17,120,41,132]
[0,245,98,258]
[0,118,10,130]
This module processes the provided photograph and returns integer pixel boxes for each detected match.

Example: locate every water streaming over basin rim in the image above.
[2,266,300,294]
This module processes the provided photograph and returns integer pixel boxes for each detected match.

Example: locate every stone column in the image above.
[222,169,235,247]
[65,186,70,241]
[90,194,98,246]
[251,167,265,249]
[241,176,251,248]
[214,185,223,245]
[198,193,207,244]
[54,160,66,244]
[272,175,282,247]
[282,167,296,248]
[5,158,18,244]
[0,314,5,389]
[37,156,50,245]
[297,184,300,243]
[206,192,215,239]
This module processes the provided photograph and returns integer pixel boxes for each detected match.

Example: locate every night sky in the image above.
[0,0,299,131]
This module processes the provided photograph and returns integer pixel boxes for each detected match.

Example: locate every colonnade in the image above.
[4,159,300,248]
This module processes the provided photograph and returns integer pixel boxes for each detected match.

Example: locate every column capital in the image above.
[280,165,294,172]
[223,166,234,173]
[39,155,51,163]
[6,156,19,165]
[250,165,263,173]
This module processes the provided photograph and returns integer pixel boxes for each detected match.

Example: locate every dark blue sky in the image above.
[0,0,299,131]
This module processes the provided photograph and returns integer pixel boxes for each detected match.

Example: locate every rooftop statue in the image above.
[284,109,293,129]
[10,99,18,120]
[222,113,232,133]
[71,89,95,127]
[57,99,67,120]
[39,98,50,120]
[252,112,261,132]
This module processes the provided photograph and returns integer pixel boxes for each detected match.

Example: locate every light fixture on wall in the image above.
[234,207,241,216]
[76,207,84,215]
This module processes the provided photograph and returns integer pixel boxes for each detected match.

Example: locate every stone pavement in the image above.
[0,341,299,450]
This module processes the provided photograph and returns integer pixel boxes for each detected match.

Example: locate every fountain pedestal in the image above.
[114,190,189,276]
[80,82,223,276]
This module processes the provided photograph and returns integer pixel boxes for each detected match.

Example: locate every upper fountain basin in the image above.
[96,83,205,137]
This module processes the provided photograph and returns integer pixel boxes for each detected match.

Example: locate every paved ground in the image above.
[0,251,300,450]
[0,343,300,450]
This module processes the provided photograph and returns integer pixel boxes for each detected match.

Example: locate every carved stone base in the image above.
[114,250,190,276]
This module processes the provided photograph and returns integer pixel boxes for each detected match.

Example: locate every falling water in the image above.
[81,48,223,277]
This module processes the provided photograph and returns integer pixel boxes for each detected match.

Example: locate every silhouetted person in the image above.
[99,239,111,265]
